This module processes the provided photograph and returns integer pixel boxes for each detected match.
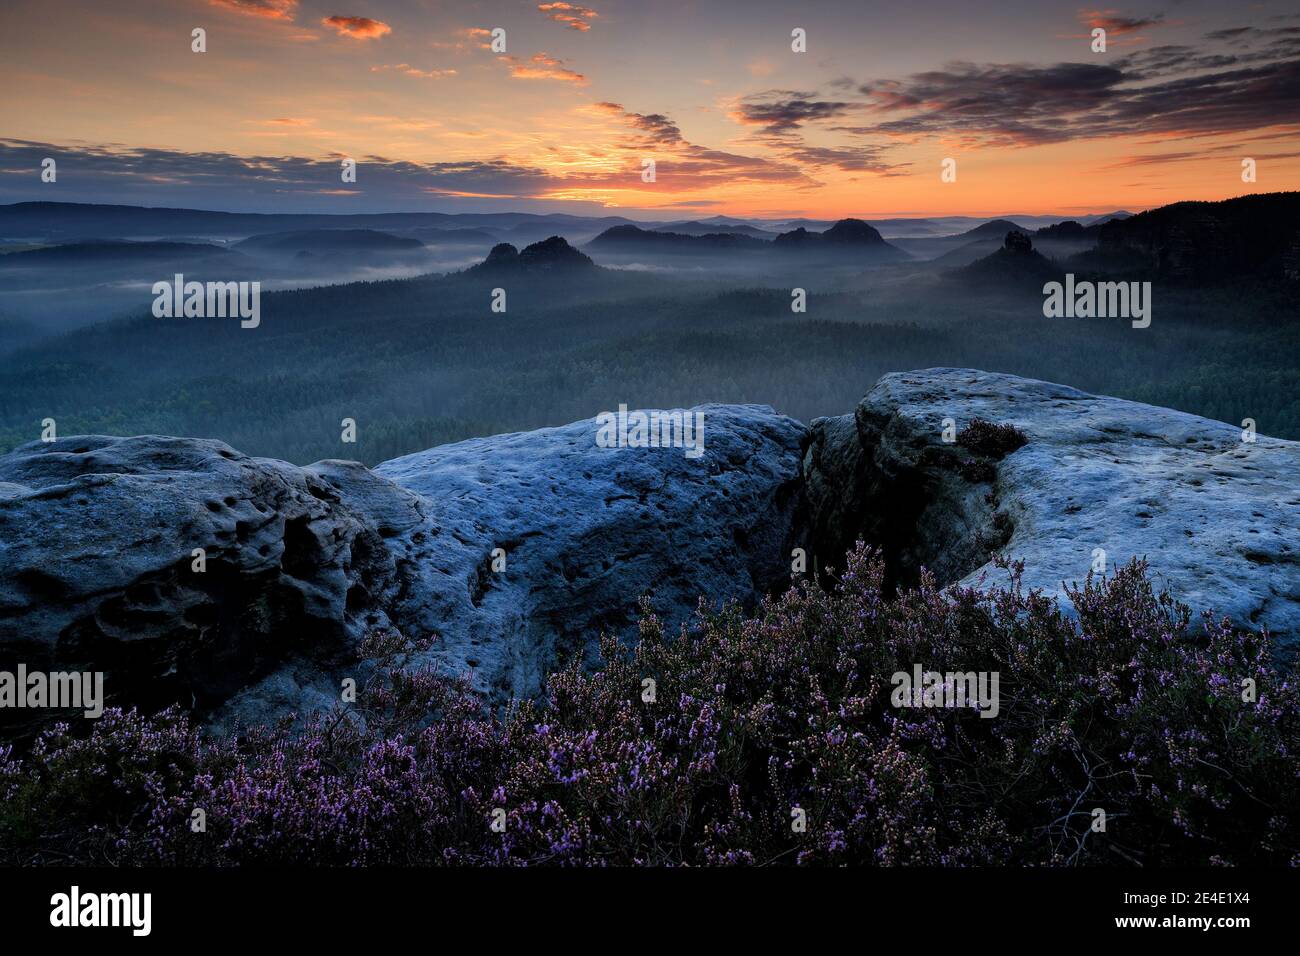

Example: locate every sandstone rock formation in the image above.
[0,405,806,728]
[804,369,1300,649]
[469,236,596,274]
[0,436,408,726]
[2,369,1296,732]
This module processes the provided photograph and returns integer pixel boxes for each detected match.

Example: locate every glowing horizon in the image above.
[1,0,1298,218]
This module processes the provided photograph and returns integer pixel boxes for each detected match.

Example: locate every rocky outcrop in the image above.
[804,369,1300,650]
[3,369,1297,732]
[482,242,520,266]
[772,219,907,261]
[0,437,410,726]
[954,231,1058,284]
[0,405,807,728]
[468,236,595,274]
[818,219,891,246]
[775,218,888,248]
[365,404,805,707]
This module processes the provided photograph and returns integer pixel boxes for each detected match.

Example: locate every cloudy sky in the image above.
[1,0,1298,217]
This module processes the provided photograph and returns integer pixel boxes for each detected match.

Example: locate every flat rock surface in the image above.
[373,403,807,701]
[842,368,1300,648]
[0,405,807,726]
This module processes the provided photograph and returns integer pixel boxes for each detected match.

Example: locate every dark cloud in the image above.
[1114,45,1242,78]
[592,103,813,187]
[857,61,1123,145]
[730,93,854,132]
[1205,27,1254,43]
[0,139,556,209]
[727,92,900,173]
[1108,147,1300,168]
[0,131,808,210]
[1192,25,1300,64]
[726,23,1299,165]
[593,103,683,146]
[781,144,905,174]
[842,51,1300,147]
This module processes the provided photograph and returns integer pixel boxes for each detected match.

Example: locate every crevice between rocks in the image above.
[800,408,1017,593]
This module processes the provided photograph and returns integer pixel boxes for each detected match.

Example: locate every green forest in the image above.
[0,268,1296,466]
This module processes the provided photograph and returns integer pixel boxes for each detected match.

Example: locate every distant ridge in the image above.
[469,236,596,274]
[234,229,425,256]
[2,201,1139,243]
[953,218,1028,240]
[1060,192,1300,282]
[652,220,774,239]
[588,224,767,252]
[1034,220,1095,240]
[0,238,235,267]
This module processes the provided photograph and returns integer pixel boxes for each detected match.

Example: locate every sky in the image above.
[1,0,1298,218]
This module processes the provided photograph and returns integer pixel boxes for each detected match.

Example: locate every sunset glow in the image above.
[1,0,1298,216]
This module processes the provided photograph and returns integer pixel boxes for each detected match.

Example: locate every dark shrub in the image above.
[2,547,1295,866]
[1004,230,1034,253]
[957,458,997,483]
[957,418,1029,458]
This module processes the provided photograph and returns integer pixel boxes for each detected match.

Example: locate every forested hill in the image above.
[0,264,1295,466]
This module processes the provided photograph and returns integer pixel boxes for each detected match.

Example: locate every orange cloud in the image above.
[581,101,811,198]
[321,15,392,39]
[1062,8,1174,45]
[507,53,587,84]
[464,27,495,50]
[372,64,457,79]
[538,3,599,32]
[209,0,298,19]
[1077,9,1165,35]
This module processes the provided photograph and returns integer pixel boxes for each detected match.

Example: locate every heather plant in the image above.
[1,546,1295,866]
[957,418,1029,458]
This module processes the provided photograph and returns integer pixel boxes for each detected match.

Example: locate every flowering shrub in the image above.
[1,545,1296,866]
[957,418,1029,458]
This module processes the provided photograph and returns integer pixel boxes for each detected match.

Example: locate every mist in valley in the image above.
[1,197,1296,467]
